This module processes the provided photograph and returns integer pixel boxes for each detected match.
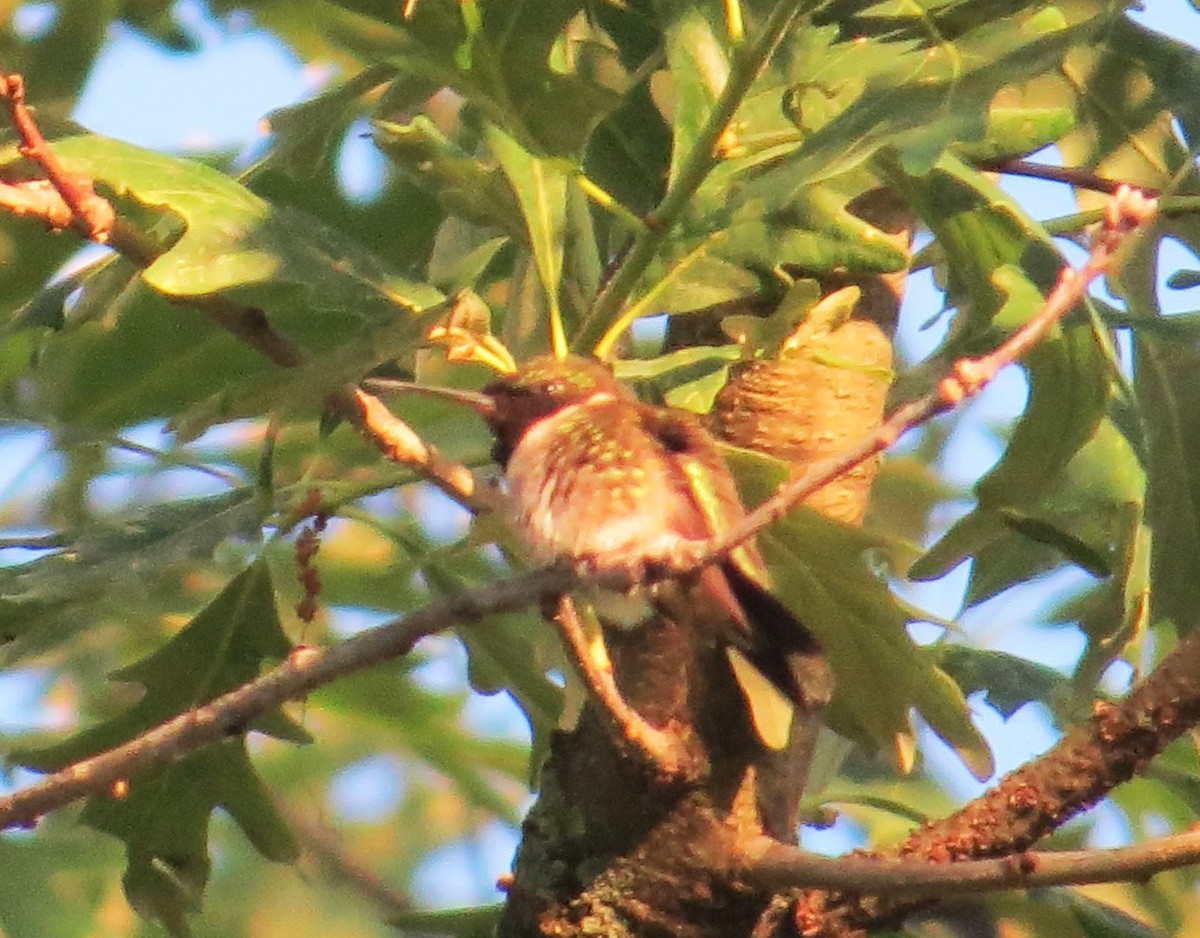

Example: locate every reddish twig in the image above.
[977,158,1159,197]
[0,73,114,241]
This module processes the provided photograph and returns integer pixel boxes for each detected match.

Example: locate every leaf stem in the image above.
[593,232,724,359]
[575,0,811,353]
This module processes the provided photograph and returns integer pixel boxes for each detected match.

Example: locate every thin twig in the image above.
[977,158,1157,196]
[283,804,413,916]
[0,565,576,831]
[0,73,114,241]
[553,597,705,781]
[340,387,497,513]
[0,178,76,228]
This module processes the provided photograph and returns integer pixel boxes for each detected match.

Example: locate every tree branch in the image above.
[0,565,576,832]
[743,822,1200,897]
[552,596,707,781]
[770,617,1200,936]
[338,387,497,513]
[977,158,1157,196]
[283,804,414,917]
[0,73,114,241]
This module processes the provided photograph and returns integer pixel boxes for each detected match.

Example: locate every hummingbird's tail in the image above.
[718,560,833,748]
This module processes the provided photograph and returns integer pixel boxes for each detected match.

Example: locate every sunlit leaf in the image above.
[727,447,992,778]
[16,560,302,936]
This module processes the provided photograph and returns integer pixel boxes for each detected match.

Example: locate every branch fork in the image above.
[0,73,114,242]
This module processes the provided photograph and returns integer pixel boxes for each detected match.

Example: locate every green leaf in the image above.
[880,153,1063,342]
[0,213,79,331]
[952,105,1076,162]
[769,2,1114,186]
[1140,739,1200,823]
[661,5,729,189]
[717,186,910,277]
[916,419,1144,616]
[1136,335,1200,633]
[937,645,1069,718]
[0,826,122,938]
[1166,270,1200,290]
[377,0,618,157]
[458,611,564,742]
[632,243,760,317]
[21,0,119,106]
[1039,889,1166,938]
[0,134,446,433]
[419,542,564,761]
[614,345,744,412]
[0,487,262,660]
[726,447,993,778]
[894,155,1118,609]
[49,136,438,315]
[16,559,301,937]
[262,62,400,177]
[388,903,503,937]
[487,125,570,343]
[373,116,525,238]
[25,260,273,433]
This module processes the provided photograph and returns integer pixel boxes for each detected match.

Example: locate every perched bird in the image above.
[477,355,830,750]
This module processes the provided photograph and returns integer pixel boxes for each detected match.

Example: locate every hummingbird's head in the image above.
[483,355,628,466]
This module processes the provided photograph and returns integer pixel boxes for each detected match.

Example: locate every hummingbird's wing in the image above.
[639,405,832,748]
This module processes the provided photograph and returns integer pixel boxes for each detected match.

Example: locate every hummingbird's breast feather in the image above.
[505,401,697,567]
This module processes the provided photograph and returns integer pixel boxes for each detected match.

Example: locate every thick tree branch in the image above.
[775,616,1200,936]
[0,565,576,832]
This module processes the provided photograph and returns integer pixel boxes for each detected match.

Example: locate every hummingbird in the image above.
[488,355,832,749]
[366,355,830,748]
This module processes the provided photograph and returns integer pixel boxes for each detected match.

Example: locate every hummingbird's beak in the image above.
[360,377,498,420]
